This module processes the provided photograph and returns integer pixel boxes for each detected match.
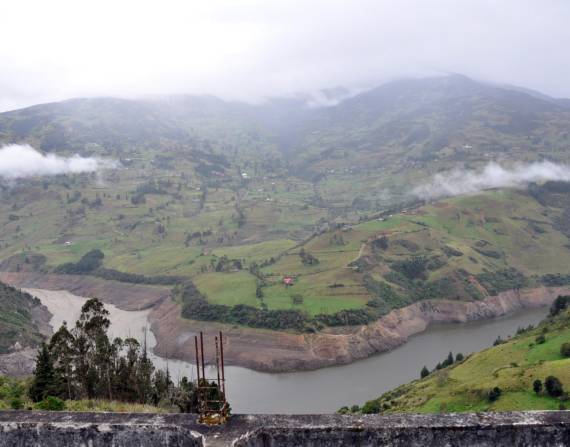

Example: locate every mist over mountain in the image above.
[1,75,569,179]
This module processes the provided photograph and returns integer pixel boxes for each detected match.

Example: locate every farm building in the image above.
[283,276,294,286]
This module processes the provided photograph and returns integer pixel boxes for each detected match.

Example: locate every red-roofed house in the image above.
[283,276,294,286]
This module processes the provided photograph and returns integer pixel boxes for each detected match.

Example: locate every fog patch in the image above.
[0,144,116,179]
[412,161,570,200]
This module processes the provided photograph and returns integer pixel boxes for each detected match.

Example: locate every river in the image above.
[26,288,548,414]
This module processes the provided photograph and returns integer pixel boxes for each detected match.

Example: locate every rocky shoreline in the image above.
[150,285,565,372]
[1,272,565,374]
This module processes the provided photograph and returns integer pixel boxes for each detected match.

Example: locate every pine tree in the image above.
[420,366,430,378]
[29,343,56,402]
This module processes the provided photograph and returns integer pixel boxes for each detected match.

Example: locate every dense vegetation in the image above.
[54,250,184,285]
[341,298,570,415]
[25,297,225,412]
[0,282,45,353]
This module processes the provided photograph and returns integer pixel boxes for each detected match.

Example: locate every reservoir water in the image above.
[27,288,548,414]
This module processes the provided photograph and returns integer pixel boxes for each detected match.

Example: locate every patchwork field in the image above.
[3,171,570,327]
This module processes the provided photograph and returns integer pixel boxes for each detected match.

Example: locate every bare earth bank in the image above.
[149,286,568,372]
[1,272,566,373]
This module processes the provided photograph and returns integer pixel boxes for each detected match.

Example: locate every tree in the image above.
[49,322,76,400]
[545,376,564,397]
[533,379,543,395]
[455,353,464,362]
[29,343,56,402]
[420,366,430,379]
[560,342,570,358]
[441,351,454,368]
[31,297,202,411]
[74,298,111,399]
[550,295,570,316]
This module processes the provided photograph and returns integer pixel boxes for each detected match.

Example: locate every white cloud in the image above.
[412,161,570,200]
[0,144,116,179]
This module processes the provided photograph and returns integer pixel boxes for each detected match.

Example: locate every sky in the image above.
[1,0,570,112]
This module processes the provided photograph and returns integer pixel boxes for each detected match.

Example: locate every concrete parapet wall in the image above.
[0,411,568,446]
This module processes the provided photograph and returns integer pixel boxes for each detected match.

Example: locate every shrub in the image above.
[476,268,528,295]
[442,245,463,257]
[291,294,304,305]
[392,256,428,280]
[370,236,389,251]
[560,342,570,358]
[361,399,381,414]
[35,396,65,411]
[533,379,543,395]
[299,249,319,265]
[545,376,564,397]
[488,387,502,402]
[9,398,23,410]
[535,334,546,344]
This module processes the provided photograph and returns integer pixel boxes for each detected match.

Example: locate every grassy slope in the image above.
[254,189,570,315]
[0,375,170,412]
[4,177,570,320]
[359,309,570,414]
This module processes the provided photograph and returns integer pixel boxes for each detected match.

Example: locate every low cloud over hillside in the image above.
[0,144,116,179]
[413,161,570,200]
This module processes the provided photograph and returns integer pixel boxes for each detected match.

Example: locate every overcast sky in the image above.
[1,0,569,112]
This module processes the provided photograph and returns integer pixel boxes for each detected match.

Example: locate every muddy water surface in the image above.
[28,288,548,414]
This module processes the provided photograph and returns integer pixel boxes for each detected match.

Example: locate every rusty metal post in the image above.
[219,331,226,394]
[200,331,206,383]
[194,335,201,383]
[215,336,221,395]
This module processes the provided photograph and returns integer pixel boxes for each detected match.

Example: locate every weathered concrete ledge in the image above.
[0,411,568,446]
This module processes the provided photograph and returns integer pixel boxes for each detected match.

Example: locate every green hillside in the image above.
[0,282,46,353]
[350,299,570,414]
[175,184,570,330]
[1,76,570,331]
